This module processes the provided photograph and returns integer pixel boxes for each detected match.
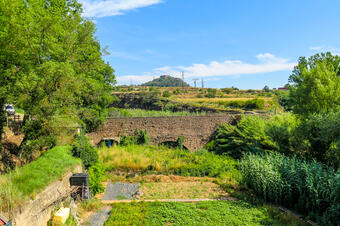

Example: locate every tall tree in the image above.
[289,53,340,116]
[0,0,116,154]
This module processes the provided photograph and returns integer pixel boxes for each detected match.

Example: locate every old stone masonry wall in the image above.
[87,115,240,150]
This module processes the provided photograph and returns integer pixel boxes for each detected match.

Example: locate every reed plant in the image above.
[239,153,340,225]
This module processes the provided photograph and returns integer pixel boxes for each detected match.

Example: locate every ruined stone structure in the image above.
[87,115,240,150]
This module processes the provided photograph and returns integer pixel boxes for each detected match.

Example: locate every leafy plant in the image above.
[72,134,98,169]
[88,163,105,195]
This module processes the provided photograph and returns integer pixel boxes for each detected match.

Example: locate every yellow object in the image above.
[52,207,70,226]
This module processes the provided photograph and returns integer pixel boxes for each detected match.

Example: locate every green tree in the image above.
[0,0,116,154]
[289,56,340,116]
[263,85,270,92]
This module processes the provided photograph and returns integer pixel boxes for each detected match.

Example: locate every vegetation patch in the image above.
[98,145,240,185]
[104,201,304,226]
[240,153,340,225]
[140,181,228,200]
[0,146,80,212]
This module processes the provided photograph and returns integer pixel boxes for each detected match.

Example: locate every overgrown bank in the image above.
[0,146,80,212]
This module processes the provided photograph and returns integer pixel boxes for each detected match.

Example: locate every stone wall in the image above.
[12,164,82,226]
[87,115,240,150]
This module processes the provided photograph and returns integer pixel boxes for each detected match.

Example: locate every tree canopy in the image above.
[0,0,116,152]
[289,52,340,116]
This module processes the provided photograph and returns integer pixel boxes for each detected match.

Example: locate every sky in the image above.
[79,0,340,89]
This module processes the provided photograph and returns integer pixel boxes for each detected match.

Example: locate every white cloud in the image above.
[118,74,154,84]
[310,46,322,51]
[79,0,163,18]
[117,53,296,85]
[309,46,340,55]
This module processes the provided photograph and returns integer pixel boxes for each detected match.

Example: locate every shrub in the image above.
[88,163,105,195]
[72,134,98,169]
[221,88,233,94]
[162,90,171,98]
[207,115,277,158]
[120,129,149,146]
[240,153,340,225]
[295,112,340,169]
[20,120,56,159]
[205,88,217,98]
[176,136,185,149]
[244,98,265,110]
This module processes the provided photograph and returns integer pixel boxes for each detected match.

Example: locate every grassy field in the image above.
[104,201,305,226]
[0,146,80,212]
[98,145,240,185]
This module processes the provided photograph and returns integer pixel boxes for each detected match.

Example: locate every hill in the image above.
[141,75,190,87]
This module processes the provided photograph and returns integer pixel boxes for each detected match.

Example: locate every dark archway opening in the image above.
[160,141,189,150]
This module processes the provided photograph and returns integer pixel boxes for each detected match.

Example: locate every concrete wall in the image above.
[12,164,82,226]
[87,115,240,150]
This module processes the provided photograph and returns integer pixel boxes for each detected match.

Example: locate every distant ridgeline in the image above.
[141,75,190,87]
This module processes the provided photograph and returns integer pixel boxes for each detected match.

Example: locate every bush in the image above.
[72,134,98,169]
[295,112,340,169]
[205,88,217,98]
[162,91,171,97]
[221,88,233,94]
[88,163,105,195]
[240,153,340,225]
[207,115,278,158]
[120,129,149,146]
[20,120,56,159]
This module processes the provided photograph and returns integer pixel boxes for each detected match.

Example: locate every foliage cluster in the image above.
[104,201,303,226]
[119,129,150,146]
[0,146,80,212]
[207,113,340,169]
[289,52,340,116]
[72,134,98,169]
[0,0,116,156]
[240,153,340,225]
[216,98,265,110]
[205,88,217,98]
[71,133,104,195]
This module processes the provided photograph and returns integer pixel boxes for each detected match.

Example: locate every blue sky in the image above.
[79,0,340,89]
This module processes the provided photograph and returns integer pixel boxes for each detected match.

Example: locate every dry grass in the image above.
[104,174,215,183]
[99,145,187,172]
[172,97,272,103]
[140,181,228,200]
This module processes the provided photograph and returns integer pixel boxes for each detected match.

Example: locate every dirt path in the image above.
[87,206,112,226]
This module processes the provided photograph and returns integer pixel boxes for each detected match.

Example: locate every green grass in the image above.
[0,146,81,211]
[104,201,305,226]
[98,145,241,185]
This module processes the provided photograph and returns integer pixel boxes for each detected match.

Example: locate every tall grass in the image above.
[98,145,240,182]
[0,146,80,212]
[239,153,340,225]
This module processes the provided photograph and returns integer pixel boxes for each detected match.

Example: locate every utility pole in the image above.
[193,79,198,88]
[201,79,204,93]
[181,71,185,88]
